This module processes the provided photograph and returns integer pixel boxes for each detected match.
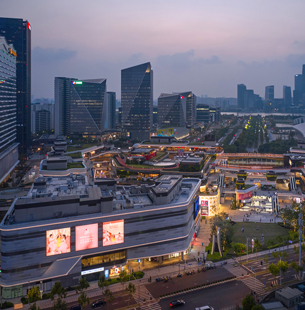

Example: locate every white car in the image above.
[195,307,214,310]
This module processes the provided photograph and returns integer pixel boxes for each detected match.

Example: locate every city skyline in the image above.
[2,0,305,100]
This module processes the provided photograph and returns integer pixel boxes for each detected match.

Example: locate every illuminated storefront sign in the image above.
[46,228,71,256]
[81,267,104,276]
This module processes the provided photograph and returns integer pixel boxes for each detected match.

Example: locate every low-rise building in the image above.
[0,174,200,298]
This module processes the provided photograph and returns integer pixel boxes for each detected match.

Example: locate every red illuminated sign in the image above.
[236,191,253,201]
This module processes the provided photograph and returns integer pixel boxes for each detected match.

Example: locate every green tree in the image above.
[242,294,256,310]
[103,288,115,305]
[210,212,233,250]
[232,243,246,254]
[290,261,303,277]
[263,255,269,266]
[272,251,279,261]
[75,277,90,293]
[125,283,136,306]
[251,305,264,310]
[119,270,128,290]
[98,275,109,295]
[50,297,67,310]
[27,286,40,303]
[50,282,67,300]
[29,303,41,310]
[278,260,288,280]
[78,291,90,308]
[268,263,280,278]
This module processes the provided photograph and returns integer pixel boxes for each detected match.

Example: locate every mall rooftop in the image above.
[2,174,199,226]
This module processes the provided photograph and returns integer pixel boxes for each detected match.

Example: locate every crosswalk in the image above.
[133,285,161,310]
[224,262,266,296]
[140,302,162,310]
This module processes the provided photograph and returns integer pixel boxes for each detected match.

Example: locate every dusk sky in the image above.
[2,0,305,100]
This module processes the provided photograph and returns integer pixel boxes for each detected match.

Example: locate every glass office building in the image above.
[55,78,107,137]
[121,62,153,141]
[0,18,31,154]
[196,104,210,124]
[107,91,116,129]
[0,37,19,183]
[158,93,186,128]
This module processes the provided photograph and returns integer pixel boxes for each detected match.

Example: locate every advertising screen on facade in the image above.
[75,223,98,251]
[236,191,253,201]
[200,197,209,216]
[194,197,199,219]
[103,220,124,246]
[46,228,71,256]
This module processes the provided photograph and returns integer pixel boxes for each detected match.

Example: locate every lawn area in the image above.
[68,152,83,159]
[232,222,289,245]
[150,151,167,161]
[206,243,228,261]
[67,162,84,169]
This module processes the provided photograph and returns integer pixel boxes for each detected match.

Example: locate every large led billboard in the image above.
[75,223,98,251]
[236,191,253,201]
[46,228,71,256]
[103,220,124,246]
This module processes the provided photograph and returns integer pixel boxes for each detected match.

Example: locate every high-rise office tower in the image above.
[173,92,196,127]
[237,84,246,109]
[283,86,292,106]
[157,93,186,128]
[55,78,107,137]
[294,74,303,106]
[265,85,274,101]
[107,92,116,129]
[121,62,153,141]
[153,106,158,124]
[0,18,31,154]
[196,104,210,124]
[35,109,50,133]
[0,37,19,183]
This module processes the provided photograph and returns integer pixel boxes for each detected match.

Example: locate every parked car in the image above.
[195,306,214,310]
[170,300,185,307]
[91,299,106,308]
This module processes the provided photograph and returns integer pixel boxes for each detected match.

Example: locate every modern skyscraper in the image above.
[294,74,303,106]
[121,62,153,141]
[283,86,292,106]
[157,93,186,128]
[196,104,210,124]
[0,37,19,183]
[0,18,31,154]
[173,92,196,128]
[35,109,50,133]
[107,92,116,129]
[265,85,274,101]
[55,78,107,137]
[237,84,246,109]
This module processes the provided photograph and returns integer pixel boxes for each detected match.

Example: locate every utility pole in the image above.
[299,212,303,279]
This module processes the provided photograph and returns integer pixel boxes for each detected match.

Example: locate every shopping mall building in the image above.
[0,174,200,298]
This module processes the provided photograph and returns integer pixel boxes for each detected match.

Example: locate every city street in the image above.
[158,280,249,310]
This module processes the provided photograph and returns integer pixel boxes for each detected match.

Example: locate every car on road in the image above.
[91,299,106,308]
[69,305,82,310]
[170,300,185,307]
[195,306,214,310]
